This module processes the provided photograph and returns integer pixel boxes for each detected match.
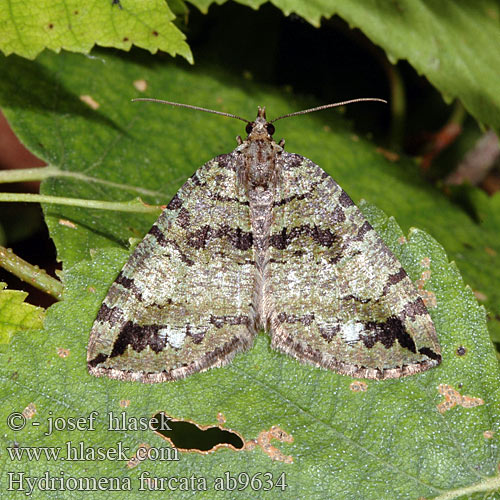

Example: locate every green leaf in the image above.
[0,282,45,343]
[0,0,192,62]
[190,0,500,134]
[1,50,499,498]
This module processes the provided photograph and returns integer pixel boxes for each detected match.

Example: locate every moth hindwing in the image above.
[87,105,441,383]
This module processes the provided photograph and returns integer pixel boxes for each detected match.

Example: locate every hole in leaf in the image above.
[151,412,244,453]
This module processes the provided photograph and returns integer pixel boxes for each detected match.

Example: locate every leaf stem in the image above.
[0,165,167,199]
[432,473,500,500]
[0,246,63,300]
[0,192,162,213]
[0,166,58,183]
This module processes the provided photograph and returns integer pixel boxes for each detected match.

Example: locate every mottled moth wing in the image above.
[87,156,255,382]
[266,153,441,379]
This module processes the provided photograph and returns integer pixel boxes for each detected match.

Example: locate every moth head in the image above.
[245,107,276,140]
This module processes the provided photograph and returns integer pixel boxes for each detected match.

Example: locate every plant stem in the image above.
[0,192,162,213]
[384,62,406,150]
[0,165,166,199]
[0,246,63,300]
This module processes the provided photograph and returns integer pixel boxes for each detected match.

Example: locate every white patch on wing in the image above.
[167,328,186,349]
[340,320,364,346]
[158,326,186,349]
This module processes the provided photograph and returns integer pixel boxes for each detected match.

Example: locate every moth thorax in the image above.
[244,139,279,189]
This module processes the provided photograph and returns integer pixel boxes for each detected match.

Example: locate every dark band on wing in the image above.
[361,316,416,352]
[276,312,315,325]
[95,303,123,324]
[270,224,338,249]
[185,224,253,251]
[148,226,195,266]
[210,315,250,328]
[382,268,409,294]
[113,271,144,300]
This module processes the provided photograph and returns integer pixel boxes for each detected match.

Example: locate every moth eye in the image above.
[266,123,275,135]
[245,123,253,134]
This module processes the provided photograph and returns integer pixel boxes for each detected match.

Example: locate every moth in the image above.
[87,99,441,383]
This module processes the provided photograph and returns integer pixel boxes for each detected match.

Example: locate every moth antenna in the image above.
[131,98,250,123]
[269,98,387,123]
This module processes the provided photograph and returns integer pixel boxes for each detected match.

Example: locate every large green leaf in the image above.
[0,0,192,61]
[1,50,499,499]
[190,0,500,135]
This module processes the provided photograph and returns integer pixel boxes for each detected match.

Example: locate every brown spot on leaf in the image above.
[437,384,484,414]
[473,290,488,302]
[415,268,437,308]
[123,37,129,42]
[398,236,407,244]
[119,400,130,408]
[57,347,70,358]
[58,219,77,229]
[133,79,147,92]
[483,430,494,439]
[420,270,431,281]
[22,403,36,419]
[420,257,431,268]
[456,346,467,356]
[127,443,151,468]
[349,381,368,392]
[152,30,159,36]
[216,412,226,424]
[245,426,293,463]
[88,286,96,293]
[48,23,54,29]
[80,95,99,110]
